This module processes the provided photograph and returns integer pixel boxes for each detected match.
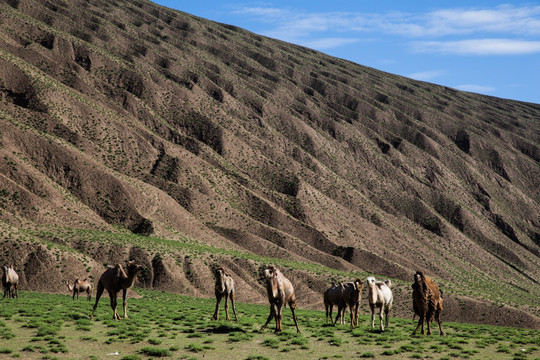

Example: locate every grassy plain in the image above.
[0,290,538,360]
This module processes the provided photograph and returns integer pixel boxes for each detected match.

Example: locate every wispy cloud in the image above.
[406,70,445,81]
[454,84,496,93]
[302,37,359,50]
[412,39,540,55]
[231,4,540,54]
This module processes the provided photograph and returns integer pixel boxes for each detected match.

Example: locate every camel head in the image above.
[414,271,425,284]
[353,278,363,291]
[214,267,225,279]
[126,261,143,275]
[366,276,376,287]
[263,266,279,281]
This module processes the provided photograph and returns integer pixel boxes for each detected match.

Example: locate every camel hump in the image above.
[384,280,392,287]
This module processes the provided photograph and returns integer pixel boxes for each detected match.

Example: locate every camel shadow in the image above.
[205,324,246,334]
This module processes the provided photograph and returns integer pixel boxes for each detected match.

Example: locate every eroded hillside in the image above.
[0,0,539,327]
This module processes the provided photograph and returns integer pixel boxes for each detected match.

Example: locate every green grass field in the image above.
[0,290,538,360]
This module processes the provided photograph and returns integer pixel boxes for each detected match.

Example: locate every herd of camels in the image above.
[2,262,444,336]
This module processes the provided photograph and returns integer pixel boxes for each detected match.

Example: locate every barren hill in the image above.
[0,0,539,328]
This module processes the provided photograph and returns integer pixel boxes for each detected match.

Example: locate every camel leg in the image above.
[13,284,17,299]
[87,289,91,301]
[122,289,129,319]
[261,305,276,331]
[333,305,342,326]
[412,314,424,335]
[349,304,355,327]
[230,294,238,321]
[354,303,359,327]
[325,304,330,324]
[290,301,301,333]
[212,295,222,320]
[370,304,376,328]
[110,292,119,320]
[435,310,445,336]
[426,311,433,335]
[379,306,385,331]
[384,307,390,329]
[224,294,230,321]
[275,303,283,332]
[90,281,104,320]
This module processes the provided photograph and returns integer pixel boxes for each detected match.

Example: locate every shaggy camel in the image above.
[65,279,92,301]
[261,266,300,333]
[2,265,18,299]
[411,271,445,336]
[212,267,238,321]
[366,276,393,331]
[90,261,142,320]
[324,279,363,327]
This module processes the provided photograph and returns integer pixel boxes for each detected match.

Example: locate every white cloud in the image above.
[302,37,359,50]
[232,4,540,40]
[454,84,496,93]
[412,39,540,55]
[406,70,445,81]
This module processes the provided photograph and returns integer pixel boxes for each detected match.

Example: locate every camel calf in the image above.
[212,267,238,321]
[412,271,445,336]
[90,261,142,320]
[366,276,393,331]
[2,265,18,299]
[65,279,92,301]
[261,266,300,333]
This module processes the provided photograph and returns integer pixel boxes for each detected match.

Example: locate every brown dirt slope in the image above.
[0,0,538,328]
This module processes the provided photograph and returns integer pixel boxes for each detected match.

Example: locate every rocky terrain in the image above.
[0,0,539,328]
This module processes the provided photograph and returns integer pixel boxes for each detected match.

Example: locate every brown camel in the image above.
[2,265,18,299]
[261,266,300,333]
[65,279,92,301]
[324,282,346,325]
[324,280,363,326]
[90,261,142,320]
[338,279,363,327]
[411,270,445,336]
[212,267,238,321]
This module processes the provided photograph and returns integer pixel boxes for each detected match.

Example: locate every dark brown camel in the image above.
[411,270,445,336]
[212,267,238,321]
[90,261,142,320]
[65,279,92,301]
[261,266,300,333]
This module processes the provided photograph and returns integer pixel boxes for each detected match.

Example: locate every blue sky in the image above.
[154,1,540,104]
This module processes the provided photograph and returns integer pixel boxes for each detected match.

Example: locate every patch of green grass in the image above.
[138,346,171,357]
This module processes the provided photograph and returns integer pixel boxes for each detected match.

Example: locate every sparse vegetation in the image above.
[0,290,538,359]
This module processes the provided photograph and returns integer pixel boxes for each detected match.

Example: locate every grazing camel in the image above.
[366,276,393,331]
[324,279,363,327]
[261,266,300,333]
[411,271,445,336]
[65,279,92,301]
[90,261,142,320]
[212,267,238,321]
[2,265,18,299]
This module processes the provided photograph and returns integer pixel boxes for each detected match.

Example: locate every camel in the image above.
[212,267,238,321]
[366,276,393,331]
[261,266,300,333]
[90,261,142,320]
[324,279,363,327]
[2,265,18,299]
[324,282,346,325]
[411,271,445,336]
[65,279,92,301]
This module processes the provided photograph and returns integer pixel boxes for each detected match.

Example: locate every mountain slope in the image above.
[0,0,539,327]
